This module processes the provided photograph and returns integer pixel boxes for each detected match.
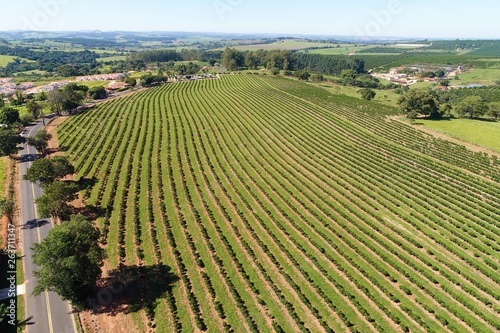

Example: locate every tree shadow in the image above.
[21,219,50,230]
[18,153,38,163]
[473,117,498,123]
[85,263,179,316]
[77,177,98,191]
[73,205,107,220]
[44,147,59,155]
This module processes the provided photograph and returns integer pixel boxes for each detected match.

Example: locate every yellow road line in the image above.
[27,133,55,333]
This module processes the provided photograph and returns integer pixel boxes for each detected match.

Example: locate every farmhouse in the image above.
[106,81,130,91]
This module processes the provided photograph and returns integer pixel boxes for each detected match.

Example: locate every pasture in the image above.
[0,55,33,67]
[219,40,339,51]
[416,118,500,152]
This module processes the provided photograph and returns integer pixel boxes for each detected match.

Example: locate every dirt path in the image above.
[44,115,142,333]
[45,116,68,157]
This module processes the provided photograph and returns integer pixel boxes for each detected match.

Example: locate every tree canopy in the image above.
[0,107,21,126]
[24,156,75,187]
[490,104,500,120]
[0,127,25,157]
[32,215,105,309]
[455,96,489,119]
[47,84,87,115]
[358,88,377,101]
[296,71,311,81]
[221,48,244,71]
[398,89,441,119]
[88,86,107,100]
[26,100,43,119]
[27,129,52,155]
[36,181,78,220]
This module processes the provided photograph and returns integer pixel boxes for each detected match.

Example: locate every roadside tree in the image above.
[32,215,105,309]
[24,156,75,187]
[26,100,43,119]
[35,181,78,220]
[88,86,107,100]
[27,129,52,155]
[0,107,21,126]
[0,127,25,157]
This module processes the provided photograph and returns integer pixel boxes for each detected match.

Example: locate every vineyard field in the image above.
[58,74,500,333]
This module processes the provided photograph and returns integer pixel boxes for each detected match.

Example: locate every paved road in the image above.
[20,116,76,333]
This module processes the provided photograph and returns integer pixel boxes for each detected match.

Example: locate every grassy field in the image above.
[13,70,48,77]
[315,81,401,107]
[299,44,373,55]
[78,80,108,89]
[0,55,17,67]
[0,157,8,198]
[0,55,34,67]
[416,118,500,152]
[218,40,339,51]
[97,55,127,62]
[58,75,500,333]
[452,68,500,86]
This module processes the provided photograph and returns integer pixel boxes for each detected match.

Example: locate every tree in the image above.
[296,71,311,81]
[358,88,377,101]
[61,84,87,111]
[421,71,436,78]
[36,181,78,220]
[0,93,4,108]
[435,70,446,78]
[440,103,453,117]
[221,48,244,71]
[124,77,137,88]
[26,100,43,119]
[37,91,48,102]
[397,89,441,119]
[26,129,52,155]
[0,303,7,326]
[0,107,21,126]
[32,215,105,309]
[490,104,500,120]
[0,128,25,157]
[440,79,451,87]
[47,90,65,115]
[0,197,15,224]
[8,91,25,106]
[270,67,280,75]
[311,74,324,82]
[455,96,489,119]
[88,87,107,100]
[24,156,75,187]
[340,69,358,80]
[48,84,87,115]
[245,51,260,70]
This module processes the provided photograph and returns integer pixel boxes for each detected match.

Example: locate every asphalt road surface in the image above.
[20,116,76,333]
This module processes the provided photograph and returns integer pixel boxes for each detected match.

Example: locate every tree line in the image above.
[22,132,104,310]
[221,48,365,75]
[398,88,499,120]
[0,46,99,76]
[126,49,223,69]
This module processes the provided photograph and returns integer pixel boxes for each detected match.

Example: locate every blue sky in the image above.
[2,0,499,39]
